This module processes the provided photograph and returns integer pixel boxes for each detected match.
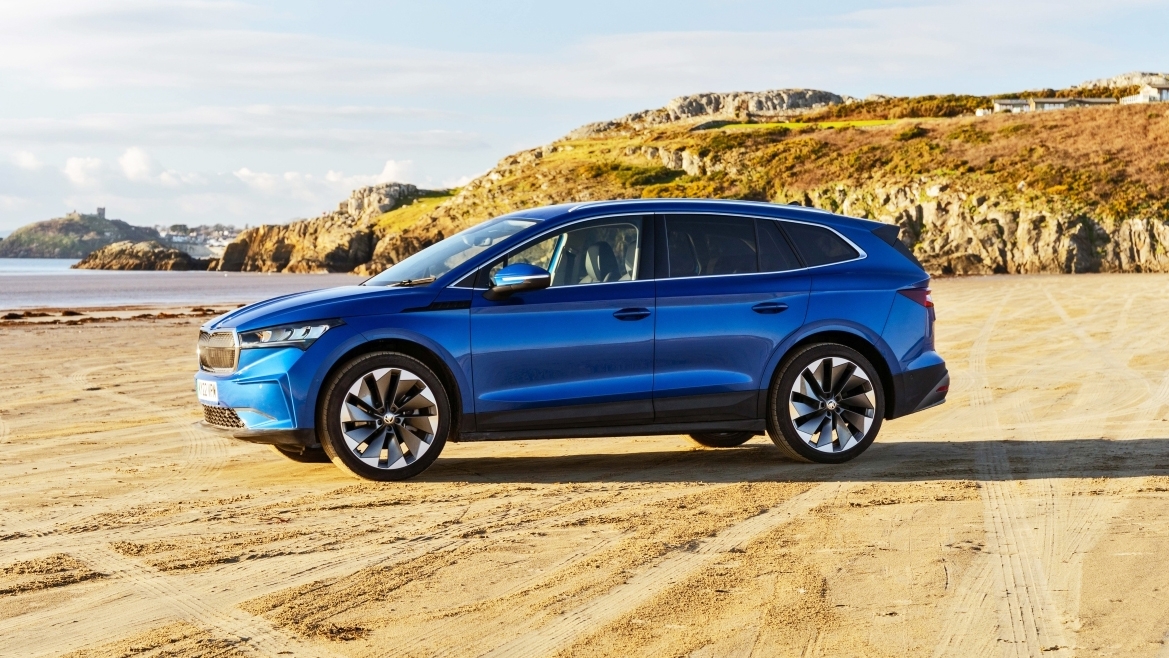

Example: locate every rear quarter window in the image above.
[781,222,859,267]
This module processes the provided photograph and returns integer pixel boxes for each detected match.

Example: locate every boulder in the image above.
[72,241,212,271]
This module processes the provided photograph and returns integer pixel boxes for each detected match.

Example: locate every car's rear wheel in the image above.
[767,343,884,464]
[269,444,330,463]
[688,431,756,448]
[318,352,450,481]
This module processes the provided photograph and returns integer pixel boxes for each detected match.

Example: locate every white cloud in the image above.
[116,147,204,187]
[12,151,42,170]
[0,195,29,211]
[233,167,281,194]
[236,159,415,203]
[0,108,485,153]
[442,173,479,189]
[118,146,154,181]
[376,159,412,184]
[62,156,102,186]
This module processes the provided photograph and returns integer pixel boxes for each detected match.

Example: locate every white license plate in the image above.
[197,380,218,403]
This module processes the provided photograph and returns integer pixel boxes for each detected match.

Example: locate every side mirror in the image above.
[484,263,551,300]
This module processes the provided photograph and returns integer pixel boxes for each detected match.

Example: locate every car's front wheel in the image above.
[318,351,451,481]
[767,343,884,464]
[688,431,756,448]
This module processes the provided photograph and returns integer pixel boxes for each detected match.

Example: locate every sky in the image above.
[1,0,1167,235]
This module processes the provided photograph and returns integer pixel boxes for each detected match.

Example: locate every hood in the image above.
[206,284,440,331]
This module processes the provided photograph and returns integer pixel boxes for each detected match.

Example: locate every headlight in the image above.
[238,319,343,350]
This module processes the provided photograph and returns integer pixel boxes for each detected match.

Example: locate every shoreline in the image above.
[0,269,360,312]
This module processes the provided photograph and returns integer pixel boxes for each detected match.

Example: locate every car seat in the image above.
[583,241,620,283]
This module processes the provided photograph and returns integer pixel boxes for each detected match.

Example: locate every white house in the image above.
[1120,82,1169,104]
[993,97,1117,113]
[993,99,1030,113]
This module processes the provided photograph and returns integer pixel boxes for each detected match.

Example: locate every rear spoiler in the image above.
[871,224,923,269]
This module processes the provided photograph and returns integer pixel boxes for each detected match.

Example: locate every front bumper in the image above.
[195,344,314,440]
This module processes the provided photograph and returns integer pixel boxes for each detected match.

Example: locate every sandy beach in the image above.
[3,273,1169,657]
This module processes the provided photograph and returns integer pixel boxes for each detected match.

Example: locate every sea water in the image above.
[0,259,361,311]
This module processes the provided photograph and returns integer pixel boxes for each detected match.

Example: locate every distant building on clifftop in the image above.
[1120,81,1169,104]
[992,97,1118,113]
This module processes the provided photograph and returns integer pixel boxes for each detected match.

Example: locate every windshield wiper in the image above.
[390,276,436,287]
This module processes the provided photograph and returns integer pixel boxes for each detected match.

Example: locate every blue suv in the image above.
[196,200,948,481]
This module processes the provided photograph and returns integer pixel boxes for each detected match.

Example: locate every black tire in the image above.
[767,343,885,464]
[318,351,451,481]
[688,431,756,448]
[269,444,331,463]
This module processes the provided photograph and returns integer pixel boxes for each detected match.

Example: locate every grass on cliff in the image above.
[502,104,1169,224]
[373,191,456,236]
[791,86,1142,123]
[717,119,900,131]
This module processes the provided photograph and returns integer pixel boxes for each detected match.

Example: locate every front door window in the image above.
[488,219,642,286]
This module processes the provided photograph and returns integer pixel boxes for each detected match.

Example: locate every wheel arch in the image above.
[315,337,468,436]
[762,327,898,420]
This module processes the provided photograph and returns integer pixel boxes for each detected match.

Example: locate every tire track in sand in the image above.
[72,545,342,658]
[932,295,1072,658]
[477,481,855,658]
[4,366,233,538]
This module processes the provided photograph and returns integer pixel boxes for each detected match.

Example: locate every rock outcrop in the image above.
[1078,71,1169,89]
[568,89,854,137]
[780,180,1169,275]
[0,209,161,258]
[215,183,420,273]
[73,241,212,271]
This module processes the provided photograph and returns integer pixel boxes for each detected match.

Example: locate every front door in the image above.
[471,215,655,431]
[653,213,811,421]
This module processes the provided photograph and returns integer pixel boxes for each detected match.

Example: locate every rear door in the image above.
[470,215,656,431]
[653,214,810,421]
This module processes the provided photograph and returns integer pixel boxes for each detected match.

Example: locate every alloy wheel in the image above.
[339,367,439,470]
[788,356,876,453]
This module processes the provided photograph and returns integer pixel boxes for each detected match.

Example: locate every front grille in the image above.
[203,404,245,429]
[198,330,238,372]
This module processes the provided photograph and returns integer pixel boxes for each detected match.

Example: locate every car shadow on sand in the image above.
[418,437,1169,485]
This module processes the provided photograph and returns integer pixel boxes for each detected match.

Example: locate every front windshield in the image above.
[364,217,537,286]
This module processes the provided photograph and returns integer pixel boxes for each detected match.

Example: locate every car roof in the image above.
[499,198,885,233]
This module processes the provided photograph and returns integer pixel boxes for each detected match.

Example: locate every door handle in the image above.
[613,307,651,321]
[752,301,789,314]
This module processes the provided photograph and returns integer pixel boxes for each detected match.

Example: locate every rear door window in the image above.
[757,219,802,272]
[665,215,758,278]
[781,221,859,267]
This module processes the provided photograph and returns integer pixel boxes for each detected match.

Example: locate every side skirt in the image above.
[456,419,765,442]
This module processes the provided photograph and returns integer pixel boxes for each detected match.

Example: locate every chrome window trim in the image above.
[568,198,837,215]
[465,209,866,290]
[198,329,240,375]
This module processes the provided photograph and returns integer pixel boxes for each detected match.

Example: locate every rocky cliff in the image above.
[0,210,161,258]
[359,97,1169,276]
[173,83,1169,278]
[73,241,212,271]
[215,183,422,273]
[569,88,854,138]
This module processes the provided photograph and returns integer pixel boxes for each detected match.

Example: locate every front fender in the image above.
[352,315,473,417]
